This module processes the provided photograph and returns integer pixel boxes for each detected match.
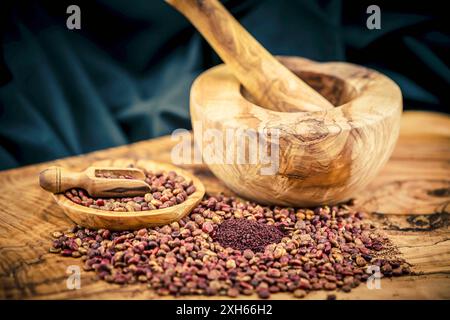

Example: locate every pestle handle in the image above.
[165,0,333,112]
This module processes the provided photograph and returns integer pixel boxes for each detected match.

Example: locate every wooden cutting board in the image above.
[0,111,448,299]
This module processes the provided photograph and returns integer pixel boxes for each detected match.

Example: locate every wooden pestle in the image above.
[165,0,333,112]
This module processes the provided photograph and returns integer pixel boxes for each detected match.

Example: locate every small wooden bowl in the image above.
[190,56,402,206]
[52,159,205,230]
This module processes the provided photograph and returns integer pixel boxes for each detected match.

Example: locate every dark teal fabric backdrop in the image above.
[0,0,448,169]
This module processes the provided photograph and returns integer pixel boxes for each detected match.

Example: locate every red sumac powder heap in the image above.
[213,219,283,252]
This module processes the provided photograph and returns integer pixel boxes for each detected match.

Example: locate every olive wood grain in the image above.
[165,0,333,112]
[51,160,205,230]
[190,56,403,206]
[0,111,448,299]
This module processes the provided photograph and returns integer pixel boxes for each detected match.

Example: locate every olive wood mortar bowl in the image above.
[190,56,402,206]
[52,159,205,231]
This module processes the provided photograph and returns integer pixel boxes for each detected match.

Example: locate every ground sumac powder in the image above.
[213,219,283,252]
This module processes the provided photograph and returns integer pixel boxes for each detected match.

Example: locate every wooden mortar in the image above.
[190,56,402,206]
[166,0,403,206]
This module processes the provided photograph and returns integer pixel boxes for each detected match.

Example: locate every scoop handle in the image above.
[39,166,85,194]
[165,0,333,112]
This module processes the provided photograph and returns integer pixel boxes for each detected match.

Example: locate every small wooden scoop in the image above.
[39,166,152,197]
[46,159,206,230]
[165,0,333,112]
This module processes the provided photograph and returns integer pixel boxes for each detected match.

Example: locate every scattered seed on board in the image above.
[51,195,410,299]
